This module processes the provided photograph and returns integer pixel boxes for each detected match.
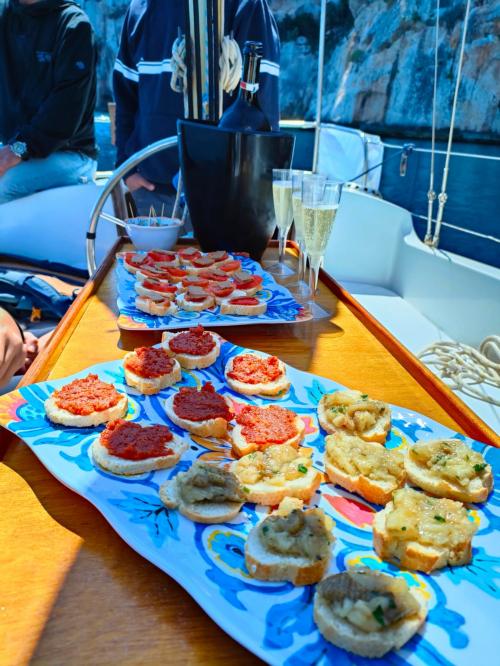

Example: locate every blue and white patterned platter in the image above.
[116,255,311,330]
[1,339,498,666]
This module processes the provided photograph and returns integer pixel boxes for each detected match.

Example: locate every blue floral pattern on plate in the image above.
[115,255,310,330]
[0,339,499,666]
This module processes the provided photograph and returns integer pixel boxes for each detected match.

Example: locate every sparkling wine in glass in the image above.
[268,168,294,277]
[302,178,342,313]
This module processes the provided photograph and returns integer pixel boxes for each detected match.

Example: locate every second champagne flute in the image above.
[268,168,294,277]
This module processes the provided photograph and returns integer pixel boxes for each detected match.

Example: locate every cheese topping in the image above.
[326,432,404,483]
[385,488,477,548]
[409,439,489,488]
[321,390,390,435]
[233,445,313,486]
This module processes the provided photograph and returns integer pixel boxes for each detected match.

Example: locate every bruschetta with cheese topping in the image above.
[318,389,391,444]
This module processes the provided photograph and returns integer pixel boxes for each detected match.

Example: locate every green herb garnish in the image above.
[361,394,369,400]
[389,598,397,609]
[243,487,250,493]
[401,526,407,531]
[434,515,446,523]
[372,605,385,627]
[473,463,487,473]
[330,405,346,414]
[298,464,308,474]
[262,525,269,534]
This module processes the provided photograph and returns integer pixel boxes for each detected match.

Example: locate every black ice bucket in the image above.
[177,120,295,260]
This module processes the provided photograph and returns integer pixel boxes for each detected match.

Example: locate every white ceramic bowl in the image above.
[125,217,183,251]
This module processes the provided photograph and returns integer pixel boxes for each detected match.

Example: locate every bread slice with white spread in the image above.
[324,432,406,505]
[245,498,335,585]
[219,297,267,316]
[159,461,244,522]
[404,438,493,503]
[372,487,477,573]
[313,568,427,658]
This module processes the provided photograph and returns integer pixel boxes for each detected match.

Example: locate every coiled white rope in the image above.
[170,33,241,96]
[419,336,500,406]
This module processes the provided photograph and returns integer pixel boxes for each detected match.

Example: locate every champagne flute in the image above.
[302,178,342,313]
[268,168,294,277]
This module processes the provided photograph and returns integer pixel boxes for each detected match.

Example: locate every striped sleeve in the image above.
[112,9,140,168]
[232,0,281,130]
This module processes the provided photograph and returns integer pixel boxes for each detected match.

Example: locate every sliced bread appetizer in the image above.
[314,568,427,658]
[232,404,305,457]
[91,419,188,475]
[230,444,321,505]
[205,250,231,264]
[185,255,217,274]
[207,281,242,305]
[404,438,493,503]
[161,266,188,283]
[164,382,233,437]
[159,460,244,523]
[122,251,149,274]
[45,373,128,427]
[146,248,179,267]
[232,270,263,296]
[225,352,290,396]
[219,296,267,316]
[135,265,173,282]
[178,246,202,264]
[134,278,178,301]
[135,295,178,316]
[176,286,215,312]
[325,432,405,505]
[245,498,335,585]
[218,259,242,275]
[179,275,211,292]
[123,346,182,395]
[318,389,391,444]
[198,267,230,283]
[372,487,478,573]
[162,325,221,369]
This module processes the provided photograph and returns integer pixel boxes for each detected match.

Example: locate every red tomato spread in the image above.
[236,405,297,446]
[125,347,176,378]
[165,267,188,278]
[173,383,232,422]
[170,325,216,356]
[54,374,122,415]
[101,419,173,460]
[147,249,176,262]
[143,279,177,293]
[229,297,259,306]
[220,260,241,272]
[228,354,282,385]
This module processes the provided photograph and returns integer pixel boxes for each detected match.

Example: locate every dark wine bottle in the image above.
[219,41,271,132]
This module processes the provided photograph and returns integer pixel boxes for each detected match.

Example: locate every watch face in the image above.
[10,141,28,158]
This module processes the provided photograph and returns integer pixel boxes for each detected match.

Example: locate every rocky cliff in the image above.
[84,0,500,140]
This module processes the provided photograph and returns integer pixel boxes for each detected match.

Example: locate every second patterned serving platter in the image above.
[116,254,311,330]
[0,338,498,666]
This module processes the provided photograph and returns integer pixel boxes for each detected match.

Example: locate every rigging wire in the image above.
[425,0,440,244]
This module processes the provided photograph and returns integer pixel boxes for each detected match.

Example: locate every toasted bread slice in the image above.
[176,292,215,312]
[159,462,243,523]
[91,431,188,475]
[219,298,267,316]
[135,296,178,316]
[404,438,493,503]
[325,432,405,505]
[245,498,334,585]
[224,353,290,397]
[164,393,231,437]
[230,446,321,505]
[123,353,181,395]
[372,488,477,573]
[134,281,176,301]
[313,570,427,658]
[318,389,391,444]
[232,407,305,458]
[161,330,221,369]
[45,392,128,428]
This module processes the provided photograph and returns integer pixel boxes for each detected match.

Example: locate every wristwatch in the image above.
[8,141,29,161]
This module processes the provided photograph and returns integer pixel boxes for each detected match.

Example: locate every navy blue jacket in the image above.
[113,0,280,184]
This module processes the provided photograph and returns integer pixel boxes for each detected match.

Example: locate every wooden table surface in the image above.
[1,244,497,666]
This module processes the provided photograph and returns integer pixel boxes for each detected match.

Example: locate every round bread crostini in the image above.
[162,266,189,283]
[146,248,179,267]
[177,286,215,312]
[122,251,150,275]
[91,419,188,475]
[225,352,290,396]
[45,373,128,427]
[186,255,217,274]
[205,250,231,264]
[197,267,229,283]
[231,404,305,458]
[232,270,263,296]
[218,259,242,275]
[318,389,391,444]
[134,278,178,301]
[135,264,173,283]
[123,346,182,395]
[179,275,211,292]
[135,295,178,316]
[207,281,244,305]
[219,295,267,316]
[164,382,233,437]
[178,246,202,264]
[162,325,221,369]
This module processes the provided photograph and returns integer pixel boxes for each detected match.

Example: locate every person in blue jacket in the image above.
[113,0,280,215]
